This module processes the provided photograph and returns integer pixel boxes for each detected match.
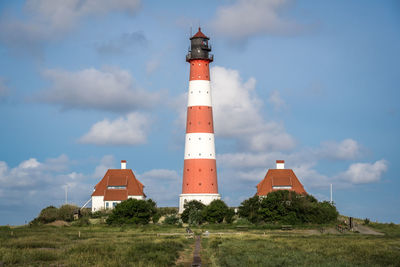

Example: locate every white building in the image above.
[91,160,146,212]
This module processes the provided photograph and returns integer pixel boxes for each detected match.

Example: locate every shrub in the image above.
[238,196,262,223]
[152,212,162,223]
[157,207,178,216]
[364,218,370,225]
[225,208,236,224]
[57,204,79,222]
[163,214,180,225]
[239,191,338,225]
[73,216,90,226]
[203,200,230,223]
[181,200,205,224]
[106,198,158,225]
[35,206,59,224]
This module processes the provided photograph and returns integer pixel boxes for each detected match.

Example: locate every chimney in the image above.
[276,160,285,169]
[121,160,127,169]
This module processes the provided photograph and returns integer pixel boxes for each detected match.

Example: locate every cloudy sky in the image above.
[0,0,399,225]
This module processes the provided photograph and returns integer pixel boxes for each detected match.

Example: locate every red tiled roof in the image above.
[256,169,307,196]
[107,175,128,186]
[276,160,285,163]
[104,189,128,201]
[92,169,145,200]
[191,27,209,39]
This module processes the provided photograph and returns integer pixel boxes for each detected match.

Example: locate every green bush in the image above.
[106,198,158,225]
[163,214,180,225]
[225,208,236,224]
[57,204,79,222]
[239,191,338,225]
[73,216,90,226]
[157,207,178,216]
[34,206,59,224]
[203,200,229,223]
[238,196,262,223]
[181,200,205,225]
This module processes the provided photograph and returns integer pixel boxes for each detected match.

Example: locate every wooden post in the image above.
[78,231,81,238]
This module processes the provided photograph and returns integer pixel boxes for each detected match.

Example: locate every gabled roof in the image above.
[191,27,209,39]
[92,169,145,200]
[256,169,307,195]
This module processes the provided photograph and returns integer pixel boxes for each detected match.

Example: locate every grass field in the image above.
[1,223,400,266]
[202,234,400,266]
[0,225,191,266]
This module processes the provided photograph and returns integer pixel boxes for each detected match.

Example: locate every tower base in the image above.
[179,193,220,214]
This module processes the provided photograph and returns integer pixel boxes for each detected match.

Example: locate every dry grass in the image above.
[0,225,191,266]
[202,232,400,266]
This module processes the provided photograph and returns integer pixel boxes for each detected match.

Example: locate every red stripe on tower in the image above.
[179,28,220,213]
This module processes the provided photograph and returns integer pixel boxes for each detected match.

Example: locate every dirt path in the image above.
[191,235,202,267]
[354,225,384,235]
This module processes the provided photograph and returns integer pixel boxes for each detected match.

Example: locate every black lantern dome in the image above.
[186,28,213,62]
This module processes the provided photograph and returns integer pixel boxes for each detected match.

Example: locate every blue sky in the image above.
[0,0,399,225]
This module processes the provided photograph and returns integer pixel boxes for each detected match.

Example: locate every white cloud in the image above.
[96,31,147,55]
[339,160,388,184]
[318,139,363,160]
[211,0,303,41]
[268,90,287,111]
[36,67,160,112]
[79,112,150,145]
[211,66,295,151]
[0,0,141,54]
[93,155,116,179]
[0,154,125,224]
[146,58,161,74]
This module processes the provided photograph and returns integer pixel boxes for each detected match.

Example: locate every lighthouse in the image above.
[179,28,220,213]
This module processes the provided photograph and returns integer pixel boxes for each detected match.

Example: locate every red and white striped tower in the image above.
[179,28,220,213]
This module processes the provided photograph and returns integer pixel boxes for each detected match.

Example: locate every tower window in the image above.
[199,183,202,186]
[199,169,202,172]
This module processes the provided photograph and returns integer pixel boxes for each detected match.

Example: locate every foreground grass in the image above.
[202,233,400,267]
[0,225,190,266]
[1,223,400,266]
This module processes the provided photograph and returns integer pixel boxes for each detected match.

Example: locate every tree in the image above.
[203,200,229,223]
[57,204,79,222]
[225,208,236,224]
[240,191,339,225]
[36,206,58,224]
[163,214,180,225]
[181,200,205,224]
[238,196,261,223]
[106,199,158,225]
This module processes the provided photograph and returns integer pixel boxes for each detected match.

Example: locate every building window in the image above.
[113,202,117,208]
[106,202,109,209]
